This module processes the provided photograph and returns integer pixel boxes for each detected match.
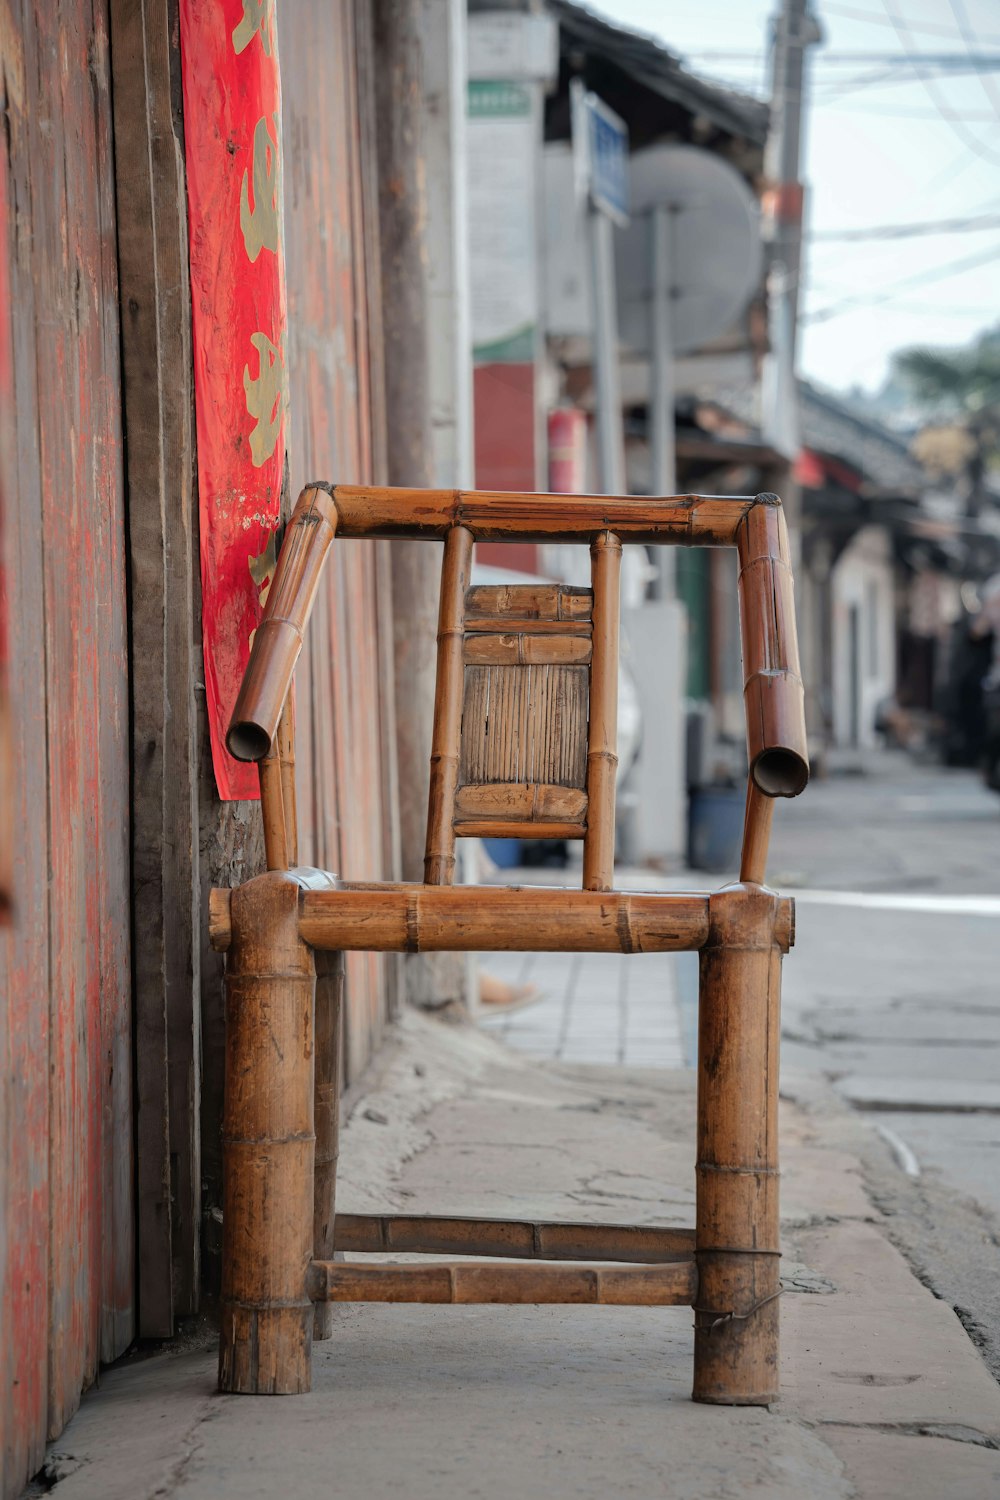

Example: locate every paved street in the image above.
[480,751,1000,1373]
[34,1010,1000,1499]
[771,756,1000,1219]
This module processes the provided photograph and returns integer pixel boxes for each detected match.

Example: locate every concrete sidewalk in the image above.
[34,1009,1000,1500]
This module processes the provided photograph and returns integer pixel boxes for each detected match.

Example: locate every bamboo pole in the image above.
[227,486,338,763]
[334,1213,695,1262]
[739,777,776,886]
[277,692,298,868]
[294,884,712,954]
[218,873,316,1394]
[583,532,622,891]
[257,747,289,873]
[208,882,795,960]
[308,1258,697,1306]
[313,950,344,1341]
[424,525,474,883]
[328,485,756,544]
[735,494,809,798]
[694,885,782,1405]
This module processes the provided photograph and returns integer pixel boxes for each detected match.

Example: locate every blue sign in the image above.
[572,82,629,227]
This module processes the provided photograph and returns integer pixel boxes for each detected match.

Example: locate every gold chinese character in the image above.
[249,529,279,607]
[243,331,286,467]
[232,0,274,56]
[240,113,281,263]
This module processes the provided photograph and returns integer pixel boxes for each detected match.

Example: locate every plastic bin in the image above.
[687,784,744,874]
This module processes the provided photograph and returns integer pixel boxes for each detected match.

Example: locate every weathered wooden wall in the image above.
[0,2,134,1493]
[108,0,203,1340]
[279,0,400,1077]
[1,4,402,1479]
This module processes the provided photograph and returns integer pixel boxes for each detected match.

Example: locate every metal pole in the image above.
[649,203,676,599]
[586,205,625,495]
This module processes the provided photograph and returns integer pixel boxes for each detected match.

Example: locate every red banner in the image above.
[179,0,287,799]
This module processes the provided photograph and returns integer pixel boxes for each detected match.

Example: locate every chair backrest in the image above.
[423,526,621,891]
[226,484,809,889]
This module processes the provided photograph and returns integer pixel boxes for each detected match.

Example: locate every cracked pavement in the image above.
[34,1002,1000,1500]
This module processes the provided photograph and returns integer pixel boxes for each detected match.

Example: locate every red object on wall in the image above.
[474,362,536,491]
[548,406,588,495]
[179,0,287,799]
[474,362,538,573]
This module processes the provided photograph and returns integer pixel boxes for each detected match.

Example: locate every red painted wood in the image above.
[1,10,51,1479]
[179,0,287,800]
[1,0,133,1485]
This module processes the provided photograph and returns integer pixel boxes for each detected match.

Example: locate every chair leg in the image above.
[314,950,344,1340]
[694,884,782,1405]
[219,873,316,1394]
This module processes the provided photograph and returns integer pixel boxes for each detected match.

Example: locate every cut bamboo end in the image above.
[307,1257,697,1306]
[736,496,809,800]
[227,486,339,763]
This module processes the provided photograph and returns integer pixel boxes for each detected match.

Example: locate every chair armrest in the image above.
[227,485,338,761]
[736,495,809,798]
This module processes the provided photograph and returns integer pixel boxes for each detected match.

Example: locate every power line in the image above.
[880,0,1000,167]
[948,0,1000,125]
[821,101,1000,120]
[802,240,1000,323]
[822,2,1000,45]
[685,48,1000,65]
[809,208,1000,241]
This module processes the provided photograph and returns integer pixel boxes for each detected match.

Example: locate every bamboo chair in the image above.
[209,483,808,1405]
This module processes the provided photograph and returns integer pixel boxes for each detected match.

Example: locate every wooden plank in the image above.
[465,583,592,622]
[463,633,592,665]
[32,0,96,1433]
[454,819,585,839]
[1,10,52,1474]
[454,783,587,825]
[463,618,592,636]
[89,0,134,1363]
[108,0,185,1338]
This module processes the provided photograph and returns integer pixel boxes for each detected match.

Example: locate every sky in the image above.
[598,0,1000,394]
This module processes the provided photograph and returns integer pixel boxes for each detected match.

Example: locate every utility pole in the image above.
[586,206,626,493]
[648,203,677,597]
[571,79,628,496]
[761,0,821,463]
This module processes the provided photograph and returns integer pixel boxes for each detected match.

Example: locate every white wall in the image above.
[831,525,896,749]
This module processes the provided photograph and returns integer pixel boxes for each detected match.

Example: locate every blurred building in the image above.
[465,0,777,859]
